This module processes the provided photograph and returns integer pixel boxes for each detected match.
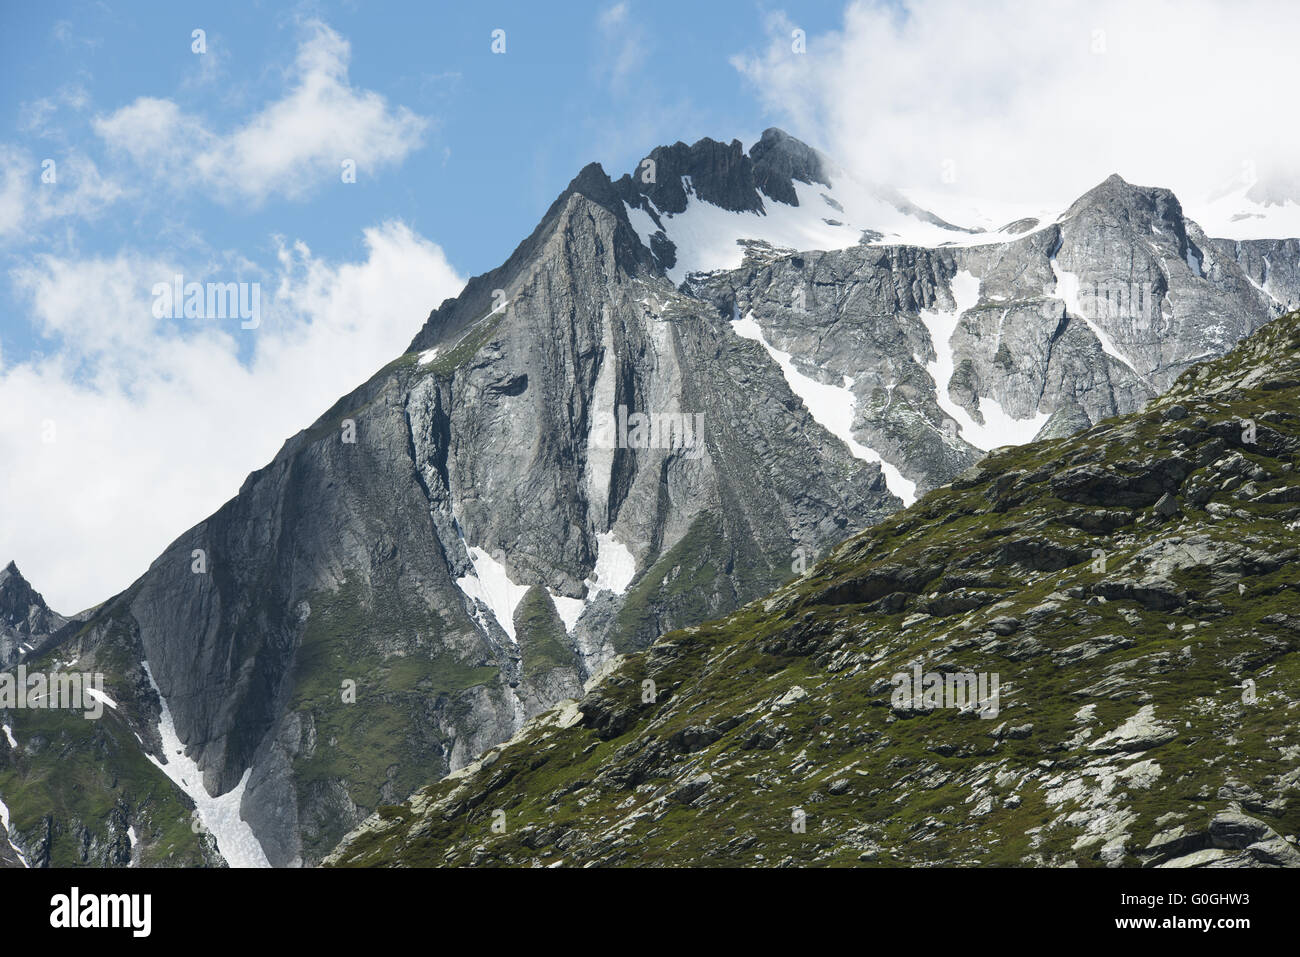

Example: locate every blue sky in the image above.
[3,0,1296,612]
[0,0,851,360]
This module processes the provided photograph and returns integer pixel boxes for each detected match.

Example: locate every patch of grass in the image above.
[515,587,577,677]
[288,575,498,861]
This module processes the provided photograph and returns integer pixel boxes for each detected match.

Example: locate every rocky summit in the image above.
[0,563,71,670]
[327,310,1300,868]
[3,130,1298,869]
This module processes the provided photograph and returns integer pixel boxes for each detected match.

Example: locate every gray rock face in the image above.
[1211,238,1300,314]
[685,172,1289,498]
[0,562,69,668]
[612,128,831,221]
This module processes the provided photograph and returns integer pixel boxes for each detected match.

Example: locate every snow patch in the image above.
[971,395,1052,450]
[547,590,586,633]
[84,686,118,710]
[918,271,1050,452]
[1,725,15,749]
[898,188,1064,239]
[457,547,531,643]
[141,662,271,868]
[626,182,860,284]
[0,794,28,867]
[589,531,636,595]
[541,530,636,634]
[626,174,1023,285]
[732,312,916,504]
[1051,260,1154,389]
[1191,188,1300,241]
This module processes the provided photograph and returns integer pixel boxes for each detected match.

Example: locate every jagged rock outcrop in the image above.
[0,562,69,668]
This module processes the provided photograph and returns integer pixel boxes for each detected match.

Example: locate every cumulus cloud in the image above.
[732,0,1300,209]
[0,222,464,612]
[94,20,428,205]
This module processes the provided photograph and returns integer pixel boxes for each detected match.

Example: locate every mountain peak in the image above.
[1071,172,1176,208]
[559,161,620,211]
[0,560,41,612]
[1062,172,1188,238]
[1,558,69,666]
[411,130,835,353]
[407,156,653,353]
[748,128,832,206]
[614,135,762,216]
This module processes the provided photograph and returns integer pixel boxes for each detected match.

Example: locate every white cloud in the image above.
[595,2,649,93]
[0,222,464,613]
[51,20,102,50]
[732,0,1300,210]
[19,84,91,137]
[0,145,123,240]
[94,20,428,205]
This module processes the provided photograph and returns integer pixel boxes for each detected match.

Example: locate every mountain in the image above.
[3,129,1297,868]
[2,132,904,868]
[326,308,1300,868]
[0,562,69,668]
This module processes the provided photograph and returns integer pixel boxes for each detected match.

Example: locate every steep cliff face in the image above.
[5,131,1297,868]
[327,310,1300,869]
[1211,237,1300,314]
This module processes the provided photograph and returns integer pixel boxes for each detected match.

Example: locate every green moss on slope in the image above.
[289,575,498,860]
